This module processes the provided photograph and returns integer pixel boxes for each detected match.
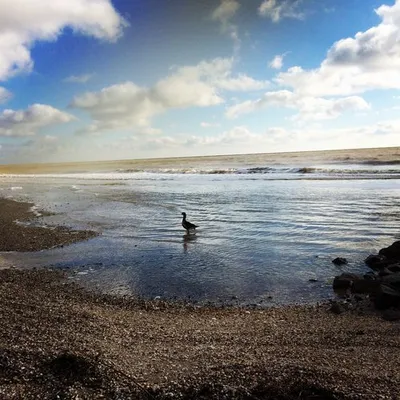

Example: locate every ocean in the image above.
[1,147,400,305]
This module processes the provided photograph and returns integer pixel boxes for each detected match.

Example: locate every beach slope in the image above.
[0,268,400,399]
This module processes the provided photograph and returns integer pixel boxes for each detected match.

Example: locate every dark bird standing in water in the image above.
[181,212,198,233]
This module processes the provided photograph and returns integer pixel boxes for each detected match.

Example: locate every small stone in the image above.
[329,301,345,314]
[332,257,348,266]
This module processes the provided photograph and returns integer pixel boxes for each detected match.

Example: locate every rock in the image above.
[351,279,380,295]
[373,284,400,310]
[332,257,348,266]
[363,272,377,280]
[365,254,389,270]
[309,278,318,282]
[382,309,400,321]
[333,273,363,291]
[378,268,392,277]
[379,241,400,260]
[330,301,345,314]
[388,263,400,273]
[381,273,400,289]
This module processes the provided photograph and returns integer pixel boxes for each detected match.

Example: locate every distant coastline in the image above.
[1,146,399,175]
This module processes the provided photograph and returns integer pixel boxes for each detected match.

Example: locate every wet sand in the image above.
[0,198,97,252]
[1,198,400,399]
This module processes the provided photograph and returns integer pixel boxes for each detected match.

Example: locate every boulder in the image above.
[363,272,377,280]
[373,284,400,310]
[351,279,380,295]
[365,254,389,270]
[382,309,400,321]
[388,264,400,273]
[332,257,348,266]
[379,241,400,260]
[378,268,392,277]
[381,273,400,289]
[333,273,363,291]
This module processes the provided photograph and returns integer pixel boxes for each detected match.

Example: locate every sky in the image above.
[0,0,400,164]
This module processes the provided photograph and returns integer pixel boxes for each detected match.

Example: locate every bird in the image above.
[181,212,198,233]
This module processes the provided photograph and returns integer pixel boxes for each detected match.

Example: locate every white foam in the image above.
[29,205,42,217]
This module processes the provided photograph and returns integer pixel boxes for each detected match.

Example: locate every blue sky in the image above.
[0,0,399,163]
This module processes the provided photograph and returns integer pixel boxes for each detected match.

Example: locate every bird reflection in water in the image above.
[183,232,197,252]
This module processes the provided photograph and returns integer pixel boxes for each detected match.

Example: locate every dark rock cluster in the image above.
[333,241,400,320]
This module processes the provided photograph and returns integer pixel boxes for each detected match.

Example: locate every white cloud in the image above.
[141,126,273,151]
[217,74,269,91]
[0,87,11,104]
[258,0,305,22]
[277,0,400,96]
[63,73,93,83]
[212,0,240,25]
[72,58,269,134]
[211,0,241,49]
[269,54,285,69]
[286,120,400,150]
[226,90,370,120]
[0,104,74,137]
[0,0,126,81]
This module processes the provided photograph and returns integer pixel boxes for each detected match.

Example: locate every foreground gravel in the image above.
[0,268,400,399]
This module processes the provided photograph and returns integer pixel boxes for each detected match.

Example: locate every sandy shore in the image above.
[1,198,400,399]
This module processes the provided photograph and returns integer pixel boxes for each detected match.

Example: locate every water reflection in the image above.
[183,233,197,252]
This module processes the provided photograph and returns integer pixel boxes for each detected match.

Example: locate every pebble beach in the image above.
[1,198,400,399]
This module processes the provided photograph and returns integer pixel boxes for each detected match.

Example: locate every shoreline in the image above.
[0,199,400,398]
[0,197,97,252]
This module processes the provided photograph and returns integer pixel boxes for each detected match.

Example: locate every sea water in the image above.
[1,147,400,305]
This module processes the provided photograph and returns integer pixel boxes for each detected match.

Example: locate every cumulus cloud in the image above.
[226,90,370,120]
[277,0,400,96]
[211,0,241,49]
[0,104,74,137]
[0,0,126,81]
[72,58,269,134]
[63,73,93,83]
[258,0,305,22]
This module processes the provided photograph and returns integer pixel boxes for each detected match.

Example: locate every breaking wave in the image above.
[115,165,400,176]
